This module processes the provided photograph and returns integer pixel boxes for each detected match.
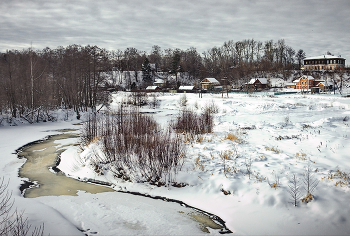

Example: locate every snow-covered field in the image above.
[1,92,350,235]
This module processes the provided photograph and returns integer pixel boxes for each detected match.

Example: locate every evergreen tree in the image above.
[142,57,152,85]
[295,49,306,69]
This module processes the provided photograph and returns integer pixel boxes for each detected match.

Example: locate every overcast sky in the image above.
[1,0,350,62]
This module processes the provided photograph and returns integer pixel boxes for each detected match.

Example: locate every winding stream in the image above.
[17,129,227,234]
[18,129,114,198]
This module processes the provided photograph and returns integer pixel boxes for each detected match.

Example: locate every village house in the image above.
[293,75,315,90]
[245,78,268,91]
[292,75,333,93]
[201,78,220,90]
[178,86,195,93]
[303,55,346,71]
[154,78,165,87]
[315,80,334,92]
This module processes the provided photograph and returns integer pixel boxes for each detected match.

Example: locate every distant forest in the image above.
[0,39,348,123]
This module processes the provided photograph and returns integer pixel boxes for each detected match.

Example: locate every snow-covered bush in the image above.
[171,108,214,137]
[80,106,186,184]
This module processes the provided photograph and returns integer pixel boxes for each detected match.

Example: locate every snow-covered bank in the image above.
[0,121,85,235]
[1,118,224,235]
[58,92,350,235]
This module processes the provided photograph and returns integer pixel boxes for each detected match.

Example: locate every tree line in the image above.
[0,39,313,123]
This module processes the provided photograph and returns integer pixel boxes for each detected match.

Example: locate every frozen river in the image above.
[16,128,225,235]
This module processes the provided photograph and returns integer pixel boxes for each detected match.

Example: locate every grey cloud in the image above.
[1,0,350,61]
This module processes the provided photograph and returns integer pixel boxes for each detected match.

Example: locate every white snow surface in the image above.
[2,92,350,235]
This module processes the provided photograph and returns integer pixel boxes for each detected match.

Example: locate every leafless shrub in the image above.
[204,100,219,114]
[302,162,319,202]
[287,173,302,207]
[219,150,235,176]
[171,108,214,137]
[127,92,148,106]
[80,112,101,146]
[179,94,188,107]
[245,157,253,179]
[0,178,13,235]
[0,177,44,236]
[149,93,160,109]
[81,105,186,184]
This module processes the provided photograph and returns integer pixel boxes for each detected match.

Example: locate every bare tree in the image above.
[303,162,319,196]
[0,177,44,236]
[287,174,302,207]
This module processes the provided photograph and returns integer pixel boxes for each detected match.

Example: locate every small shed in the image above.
[178,86,195,93]
[146,86,160,91]
[316,81,333,92]
[286,83,296,89]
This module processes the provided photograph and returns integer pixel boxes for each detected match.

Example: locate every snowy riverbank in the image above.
[59,92,350,235]
[1,92,350,235]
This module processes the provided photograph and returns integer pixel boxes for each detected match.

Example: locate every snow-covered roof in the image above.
[201,78,220,84]
[154,79,164,84]
[257,78,268,84]
[247,78,268,84]
[178,86,194,90]
[293,75,315,83]
[304,55,345,60]
[146,86,159,90]
[316,81,334,86]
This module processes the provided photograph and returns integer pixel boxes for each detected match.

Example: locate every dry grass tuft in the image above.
[225,133,243,143]
[195,156,205,171]
[295,152,307,160]
[224,166,238,175]
[265,146,282,154]
[219,150,234,160]
[196,136,205,143]
[325,170,350,187]
[302,193,314,203]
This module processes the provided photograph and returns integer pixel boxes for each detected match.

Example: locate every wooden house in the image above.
[201,78,220,90]
[246,78,268,91]
[293,75,315,90]
[316,81,333,92]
